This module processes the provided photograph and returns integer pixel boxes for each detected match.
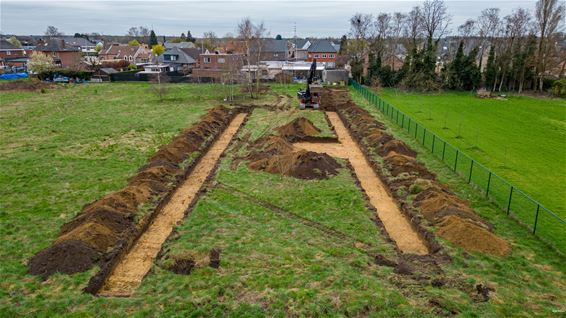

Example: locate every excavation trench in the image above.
[294,112,429,255]
[97,113,247,297]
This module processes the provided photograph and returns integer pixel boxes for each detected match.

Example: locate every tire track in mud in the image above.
[296,112,429,255]
[97,113,247,297]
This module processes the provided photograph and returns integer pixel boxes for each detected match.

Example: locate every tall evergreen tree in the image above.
[187,31,196,43]
[484,46,497,90]
[149,30,158,46]
[339,35,348,55]
[180,33,187,41]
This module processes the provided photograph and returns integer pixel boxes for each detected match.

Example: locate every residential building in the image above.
[252,39,288,62]
[288,39,311,61]
[157,46,197,73]
[192,51,242,82]
[35,39,82,68]
[307,40,338,68]
[0,39,27,69]
[99,43,153,64]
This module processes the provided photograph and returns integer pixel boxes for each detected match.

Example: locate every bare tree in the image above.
[373,13,392,61]
[477,8,501,70]
[390,12,406,69]
[238,18,256,98]
[45,26,63,37]
[349,13,373,78]
[252,22,268,95]
[420,0,451,44]
[404,6,423,49]
[535,0,565,91]
[127,27,140,37]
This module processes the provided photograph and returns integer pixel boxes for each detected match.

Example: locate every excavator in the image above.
[297,59,322,109]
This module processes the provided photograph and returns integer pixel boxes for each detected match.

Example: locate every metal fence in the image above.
[349,79,566,255]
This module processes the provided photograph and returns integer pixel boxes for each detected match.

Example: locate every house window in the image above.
[314,54,319,58]
[330,54,335,58]
[6,51,11,56]
[129,56,133,61]
[168,55,177,61]
[218,58,225,63]
[204,57,211,63]
[124,56,128,60]
[274,53,278,57]
[322,54,327,58]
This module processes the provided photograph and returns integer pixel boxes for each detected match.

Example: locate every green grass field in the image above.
[1,83,565,316]
[374,88,566,218]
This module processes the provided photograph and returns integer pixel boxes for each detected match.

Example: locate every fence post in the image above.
[422,128,427,145]
[507,186,514,215]
[454,150,459,171]
[486,171,492,197]
[401,114,405,129]
[468,160,474,183]
[432,134,436,153]
[396,110,399,124]
[415,122,419,138]
[442,141,446,161]
[533,204,540,234]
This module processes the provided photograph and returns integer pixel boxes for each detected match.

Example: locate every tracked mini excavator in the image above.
[297,59,322,109]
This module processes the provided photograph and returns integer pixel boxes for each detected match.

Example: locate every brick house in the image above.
[252,39,288,62]
[307,40,338,68]
[0,39,27,68]
[99,43,153,64]
[35,39,82,68]
[192,51,243,82]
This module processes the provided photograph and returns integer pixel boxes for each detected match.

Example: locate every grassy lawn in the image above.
[0,83,564,316]
[374,88,566,219]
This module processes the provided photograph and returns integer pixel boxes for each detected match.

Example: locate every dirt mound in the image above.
[437,216,511,256]
[60,207,134,236]
[28,240,100,278]
[384,152,435,179]
[276,117,321,142]
[380,140,416,157]
[168,257,195,275]
[246,135,294,160]
[366,128,393,146]
[0,79,53,92]
[413,187,492,229]
[249,150,341,180]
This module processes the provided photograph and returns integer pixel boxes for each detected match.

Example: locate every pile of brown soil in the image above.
[276,117,321,142]
[168,257,196,275]
[366,128,393,146]
[0,79,53,92]
[27,240,99,278]
[384,152,435,179]
[413,187,492,229]
[249,149,341,180]
[437,216,511,256]
[379,140,416,157]
[247,135,294,160]
[28,106,235,278]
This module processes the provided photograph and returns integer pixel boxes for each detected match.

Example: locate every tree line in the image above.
[345,0,565,93]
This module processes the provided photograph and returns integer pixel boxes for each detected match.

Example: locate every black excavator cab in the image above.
[297,59,322,109]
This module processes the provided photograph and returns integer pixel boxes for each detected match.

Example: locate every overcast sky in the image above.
[1,0,536,38]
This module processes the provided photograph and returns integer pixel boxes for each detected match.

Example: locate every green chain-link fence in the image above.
[349,79,566,255]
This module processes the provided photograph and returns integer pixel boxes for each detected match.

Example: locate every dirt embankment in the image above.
[246,117,341,180]
[325,88,511,256]
[0,79,54,92]
[28,106,238,279]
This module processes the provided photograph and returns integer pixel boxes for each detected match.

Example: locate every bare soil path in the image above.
[98,113,248,297]
[294,112,428,255]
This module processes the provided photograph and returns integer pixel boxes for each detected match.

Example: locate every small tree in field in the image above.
[28,52,55,74]
[128,39,140,46]
[152,44,165,57]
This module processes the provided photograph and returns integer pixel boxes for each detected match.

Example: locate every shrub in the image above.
[551,79,566,98]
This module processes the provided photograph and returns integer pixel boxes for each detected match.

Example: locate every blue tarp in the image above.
[0,73,29,80]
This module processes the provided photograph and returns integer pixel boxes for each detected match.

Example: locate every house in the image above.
[192,51,242,82]
[157,47,197,73]
[99,43,153,64]
[35,39,82,68]
[288,39,311,61]
[307,40,338,68]
[0,39,27,69]
[253,39,288,62]
[163,41,195,49]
